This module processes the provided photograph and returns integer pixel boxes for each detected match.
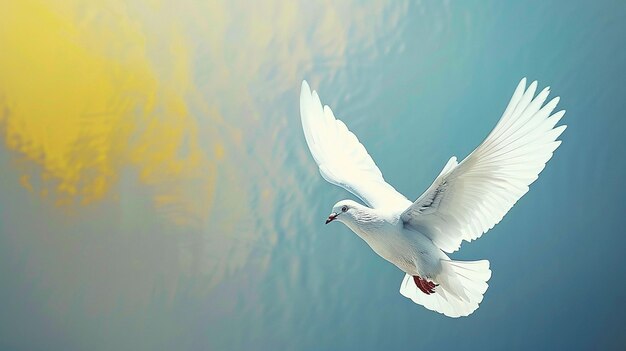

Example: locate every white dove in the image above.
[300,78,566,317]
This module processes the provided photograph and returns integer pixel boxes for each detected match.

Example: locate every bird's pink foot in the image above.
[413,275,438,295]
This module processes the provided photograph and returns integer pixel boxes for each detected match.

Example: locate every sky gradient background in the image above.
[1,1,625,350]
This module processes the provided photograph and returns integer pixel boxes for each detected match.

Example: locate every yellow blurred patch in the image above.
[0,0,214,224]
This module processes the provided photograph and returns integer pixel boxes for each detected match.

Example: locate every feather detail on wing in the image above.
[300,81,410,210]
[401,78,566,253]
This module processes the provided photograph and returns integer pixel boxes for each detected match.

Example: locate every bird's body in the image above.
[335,200,445,279]
[299,78,565,317]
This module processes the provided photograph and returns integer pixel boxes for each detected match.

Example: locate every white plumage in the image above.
[299,78,566,317]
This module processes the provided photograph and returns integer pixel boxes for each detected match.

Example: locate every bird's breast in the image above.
[350,221,443,276]
[352,222,412,263]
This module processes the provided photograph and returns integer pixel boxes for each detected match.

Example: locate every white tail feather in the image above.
[399,260,491,318]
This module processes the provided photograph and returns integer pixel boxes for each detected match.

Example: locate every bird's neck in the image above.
[343,206,389,238]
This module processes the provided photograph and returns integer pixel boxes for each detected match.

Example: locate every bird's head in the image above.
[326,200,360,224]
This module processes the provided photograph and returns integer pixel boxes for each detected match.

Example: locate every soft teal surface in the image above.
[1,1,625,350]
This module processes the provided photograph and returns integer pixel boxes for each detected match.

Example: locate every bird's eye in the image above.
[341,205,348,212]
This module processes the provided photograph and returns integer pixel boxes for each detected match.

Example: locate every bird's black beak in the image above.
[325,212,338,224]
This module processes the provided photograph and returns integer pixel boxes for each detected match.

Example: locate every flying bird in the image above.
[299,78,566,317]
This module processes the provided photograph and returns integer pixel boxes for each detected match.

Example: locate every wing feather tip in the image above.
[300,81,312,99]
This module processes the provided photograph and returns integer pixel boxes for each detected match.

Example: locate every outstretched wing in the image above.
[401,78,566,253]
[300,81,410,210]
